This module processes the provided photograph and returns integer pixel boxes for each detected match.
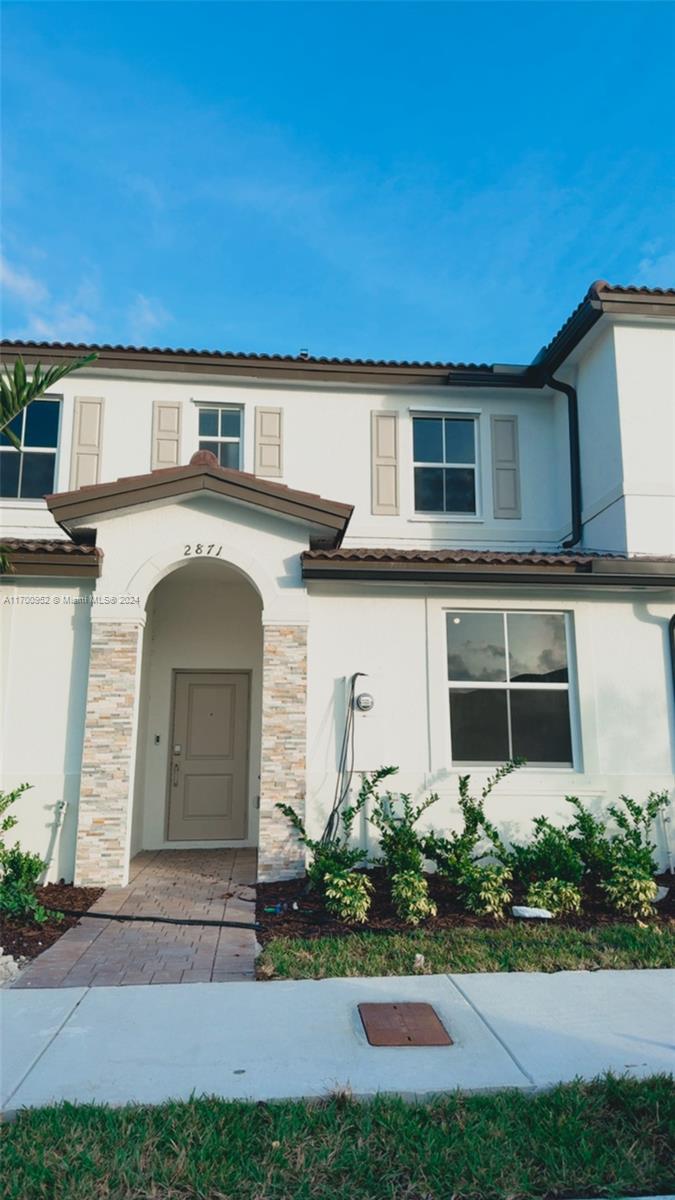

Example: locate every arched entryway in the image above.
[48,447,349,889]
[74,551,309,889]
[130,558,263,858]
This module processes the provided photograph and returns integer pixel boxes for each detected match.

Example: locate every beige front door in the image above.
[167,671,249,841]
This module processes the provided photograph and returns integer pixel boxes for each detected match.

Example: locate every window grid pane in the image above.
[0,411,25,447]
[510,689,572,763]
[443,418,475,465]
[450,688,510,762]
[507,612,568,684]
[219,409,241,438]
[24,401,60,448]
[444,467,476,513]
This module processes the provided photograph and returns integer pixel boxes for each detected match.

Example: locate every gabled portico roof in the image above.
[45,452,353,546]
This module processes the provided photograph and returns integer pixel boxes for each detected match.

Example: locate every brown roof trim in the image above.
[301,547,675,588]
[303,547,608,566]
[531,281,675,378]
[1,538,102,579]
[2,282,673,388]
[46,461,353,545]
[0,340,516,388]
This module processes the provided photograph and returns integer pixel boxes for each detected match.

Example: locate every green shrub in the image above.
[0,844,51,923]
[424,761,522,886]
[0,782,30,844]
[463,865,512,919]
[606,792,668,877]
[323,869,373,924]
[602,866,658,920]
[369,788,439,876]
[276,767,397,895]
[566,791,668,889]
[506,816,584,889]
[390,871,437,925]
[527,877,582,916]
[0,783,56,924]
[276,799,367,886]
[565,797,615,884]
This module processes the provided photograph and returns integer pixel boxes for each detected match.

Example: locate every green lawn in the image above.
[258,922,675,979]
[2,1077,673,1200]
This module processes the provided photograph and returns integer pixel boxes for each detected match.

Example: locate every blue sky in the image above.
[2,2,673,363]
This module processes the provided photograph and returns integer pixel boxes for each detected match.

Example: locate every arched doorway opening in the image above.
[130,558,263,859]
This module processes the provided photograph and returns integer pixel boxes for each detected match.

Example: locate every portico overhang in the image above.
[45,452,353,546]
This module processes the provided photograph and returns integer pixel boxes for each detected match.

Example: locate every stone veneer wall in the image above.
[74,621,142,886]
[258,623,308,881]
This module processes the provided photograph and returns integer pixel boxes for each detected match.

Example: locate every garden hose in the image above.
[46,907,260,930]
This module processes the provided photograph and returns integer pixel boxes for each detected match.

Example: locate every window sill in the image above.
[408,514,484,523]
[0,498,49,508]
[451,763,577,772]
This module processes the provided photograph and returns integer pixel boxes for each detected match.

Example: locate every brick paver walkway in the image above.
[13,849,258,988]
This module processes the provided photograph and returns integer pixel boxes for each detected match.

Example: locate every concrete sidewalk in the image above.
[2,969,673,1113]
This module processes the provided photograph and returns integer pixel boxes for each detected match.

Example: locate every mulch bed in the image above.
[0,882,104,961]
[256,868,675,944]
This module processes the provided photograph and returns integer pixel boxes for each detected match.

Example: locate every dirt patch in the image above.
[256,869,675,943]
[0,882,104,961]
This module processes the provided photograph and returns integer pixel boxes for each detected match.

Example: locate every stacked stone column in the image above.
[75,616,307,886]
[257,623,308,881]
[74,620,143,887]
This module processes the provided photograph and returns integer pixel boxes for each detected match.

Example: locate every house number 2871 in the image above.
[183,544,223,557]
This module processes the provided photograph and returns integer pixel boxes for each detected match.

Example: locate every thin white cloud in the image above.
[122,174,166,213]
[1,249,103,342]
[127,293,172,344]
[0,254,49,306]
[17,306,98,343]
[637,248,675,287]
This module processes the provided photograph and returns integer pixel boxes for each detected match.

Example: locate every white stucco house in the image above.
[1,280,674,887]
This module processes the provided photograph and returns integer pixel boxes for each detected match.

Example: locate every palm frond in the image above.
[0,353,98,446]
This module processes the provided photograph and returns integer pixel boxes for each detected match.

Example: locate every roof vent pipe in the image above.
[546,375,582,549]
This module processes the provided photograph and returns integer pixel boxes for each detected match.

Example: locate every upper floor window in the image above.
[198,406,242,469]
[446,610,573,765]
[413,414,477,514]
[0,398,61,499]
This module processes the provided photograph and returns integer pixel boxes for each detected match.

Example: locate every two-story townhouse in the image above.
[1,280,674,887]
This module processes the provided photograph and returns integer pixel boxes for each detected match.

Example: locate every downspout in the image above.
[660,617,675,875]
[545,375,582,549]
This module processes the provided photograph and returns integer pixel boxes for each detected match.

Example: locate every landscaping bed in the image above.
[256,871,675,978]
[257,868,675,942]
[2,1076,673,1200]
[0,882,103,962]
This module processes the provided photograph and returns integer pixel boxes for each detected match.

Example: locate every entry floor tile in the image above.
[12,849,258,989]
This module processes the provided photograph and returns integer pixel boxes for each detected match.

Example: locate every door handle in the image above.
[172,761,180,787]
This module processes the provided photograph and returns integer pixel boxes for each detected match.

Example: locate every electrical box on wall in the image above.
[341,672,387,771]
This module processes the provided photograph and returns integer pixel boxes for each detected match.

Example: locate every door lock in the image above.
[172,761,180,787]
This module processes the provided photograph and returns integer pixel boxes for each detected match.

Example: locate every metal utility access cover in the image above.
[358,1002,452,1046]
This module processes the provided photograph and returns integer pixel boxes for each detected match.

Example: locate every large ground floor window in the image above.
[446,609,573,765]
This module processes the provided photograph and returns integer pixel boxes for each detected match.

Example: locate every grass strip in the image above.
[258,921,675,980]
[2,1075,673,1200]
